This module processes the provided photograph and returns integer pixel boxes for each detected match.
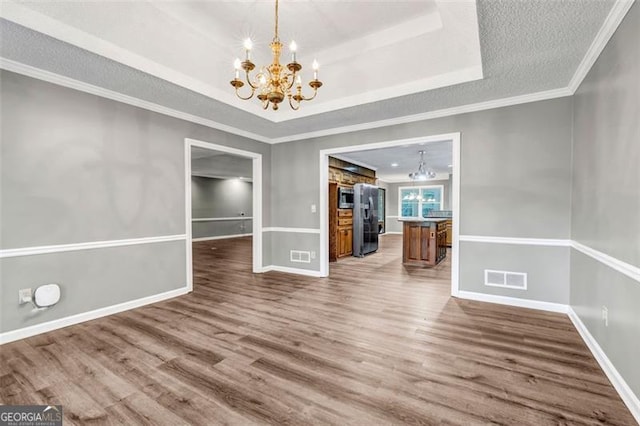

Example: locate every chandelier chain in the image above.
[274,0,279,41]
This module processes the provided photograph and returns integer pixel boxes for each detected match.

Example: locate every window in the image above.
[398,185,443,218]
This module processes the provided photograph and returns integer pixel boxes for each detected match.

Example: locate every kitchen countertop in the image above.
[397,217,449,223]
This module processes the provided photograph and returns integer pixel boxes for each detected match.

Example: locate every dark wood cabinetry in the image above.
[401,219,447,267]
[328,157,377,262]
[337,226,353,258]
[329,183,354,261]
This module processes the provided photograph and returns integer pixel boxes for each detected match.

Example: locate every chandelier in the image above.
[230,0,323,111]
[409,151,436,181]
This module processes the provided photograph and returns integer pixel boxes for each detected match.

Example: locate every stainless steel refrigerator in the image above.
[353,183,379,257]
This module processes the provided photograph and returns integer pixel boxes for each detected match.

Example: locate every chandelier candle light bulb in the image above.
[234,58,241,79]
[230,0,323,111]
[243,38,252,61]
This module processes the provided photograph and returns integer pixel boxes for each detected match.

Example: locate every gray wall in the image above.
[570,3,640,397]
[383,178,452,233]
[270,97,574,296]
[191,176,253,239]
[0,70,271,333]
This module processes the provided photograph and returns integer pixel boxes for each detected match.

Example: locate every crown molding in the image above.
[567,0,635,93]
[269,87,573,144]
[270,65,484,123]
[0,58,272,144]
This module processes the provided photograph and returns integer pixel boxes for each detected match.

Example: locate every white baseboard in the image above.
[0,287,189,345]
[381,231,403,235]
[456,290,639,421]
[456,290,569,313]
[568,307,640,423]
[192,233,252,242]
[261,265,325,278]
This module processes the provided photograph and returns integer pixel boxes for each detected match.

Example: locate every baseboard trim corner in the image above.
[456,290,569,313]
[567,307,640,423]
[0,286,190,345]
[261,265,325,278]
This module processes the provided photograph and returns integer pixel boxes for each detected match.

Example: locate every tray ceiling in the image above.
[0,0,482,122]
[0,0,624,142]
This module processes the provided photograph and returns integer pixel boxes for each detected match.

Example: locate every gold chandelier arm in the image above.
[284,72,297,91]
[288,95,300,111]
[235,86,256,100]
[245,71,261,90]
[296,87,318,102]
[304,89,319,101]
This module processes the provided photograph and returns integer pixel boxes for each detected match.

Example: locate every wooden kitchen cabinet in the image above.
[337,227,353,258]
[329,183,354,261]
[446,219,452,247]
[336,209,353,258]
[328,157,377,261]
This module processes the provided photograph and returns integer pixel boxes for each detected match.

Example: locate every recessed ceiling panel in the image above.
[2,0,483,122]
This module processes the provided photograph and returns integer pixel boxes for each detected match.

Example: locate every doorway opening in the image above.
[184,138,263,292]
[319,132,461,296]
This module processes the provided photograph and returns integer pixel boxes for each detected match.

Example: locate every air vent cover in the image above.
[290,250,311,263]
[484,269,527,290]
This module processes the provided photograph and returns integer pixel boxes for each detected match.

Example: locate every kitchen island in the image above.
[399,218,448,267]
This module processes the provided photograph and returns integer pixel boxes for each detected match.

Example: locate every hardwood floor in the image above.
[1,235,635,425]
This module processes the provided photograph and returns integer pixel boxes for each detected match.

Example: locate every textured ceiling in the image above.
[0,0,617,141]
[337,140,452,183]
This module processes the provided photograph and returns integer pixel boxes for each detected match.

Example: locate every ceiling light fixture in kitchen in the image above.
[409,151,436,181]
[230,0,322,111]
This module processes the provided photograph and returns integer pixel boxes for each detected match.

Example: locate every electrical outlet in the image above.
[310,251,316,259]
[602,306,608,327]
[19,288,32,305]
[311,204,317,213]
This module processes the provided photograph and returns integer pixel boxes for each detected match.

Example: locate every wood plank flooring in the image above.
[1,235,636,425]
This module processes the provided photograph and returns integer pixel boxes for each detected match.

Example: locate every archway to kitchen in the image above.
[319,132,460,296]
[184,138,263,292]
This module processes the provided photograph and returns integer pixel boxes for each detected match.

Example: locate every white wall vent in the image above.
[484,269,527,290]
[290,250,311,263]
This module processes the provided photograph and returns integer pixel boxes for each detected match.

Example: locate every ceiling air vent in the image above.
[484,269,527,290]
